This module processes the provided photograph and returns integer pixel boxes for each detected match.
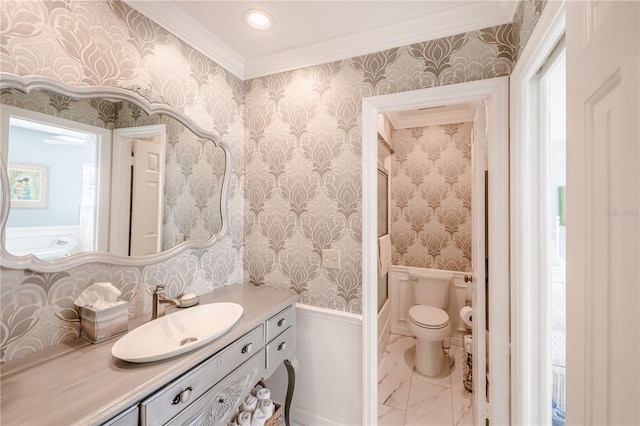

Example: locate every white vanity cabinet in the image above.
[107,304,296,426]
[166,351,264,425]
[103,405,139,426]
[266,306,294,369]
[139,325,266,425]
[0,285,298,426]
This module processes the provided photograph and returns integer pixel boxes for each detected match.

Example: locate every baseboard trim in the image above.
[291,407,342,426]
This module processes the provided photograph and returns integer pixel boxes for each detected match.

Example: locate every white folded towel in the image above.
[237,411,251,426]
[250,409,268,426]
[257,399,274,417]
[256,387,271,401]
[251,384,264,396]
[378,234,392,275]
[241,395,257,412]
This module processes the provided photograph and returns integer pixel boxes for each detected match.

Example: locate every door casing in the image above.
[361,76,510,425]
[509,2,565,424]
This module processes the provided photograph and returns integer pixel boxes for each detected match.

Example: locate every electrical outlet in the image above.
[321,249,341,269]
[174,233,185,245]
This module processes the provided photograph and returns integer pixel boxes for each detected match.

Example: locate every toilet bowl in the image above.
[408,305,451,376]
[407,267,452,377]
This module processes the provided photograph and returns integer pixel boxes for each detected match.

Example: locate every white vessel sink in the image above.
[112,302,243,363]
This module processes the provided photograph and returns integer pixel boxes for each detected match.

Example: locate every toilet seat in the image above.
[409,305,449,329]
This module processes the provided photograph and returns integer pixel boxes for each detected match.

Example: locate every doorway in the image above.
[361,77,510,425]
[509,2,565,423]
[111,125,166,256]
[538,42,567,425]
[376,105,476,425]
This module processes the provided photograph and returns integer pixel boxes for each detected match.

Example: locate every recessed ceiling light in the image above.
[242,9,274,30]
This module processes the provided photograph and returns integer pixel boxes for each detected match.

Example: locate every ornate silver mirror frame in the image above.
[0,73,230,272]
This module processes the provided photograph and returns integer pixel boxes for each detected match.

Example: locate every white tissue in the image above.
[74,282,121,309]
[460,306,473,327]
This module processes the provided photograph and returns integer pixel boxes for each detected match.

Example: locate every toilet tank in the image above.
[408,267,453,308]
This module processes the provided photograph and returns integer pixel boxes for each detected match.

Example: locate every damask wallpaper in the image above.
[243,25,515,313]
[513,0,548,61]
[0,88,226,251]
[390,123,473,272]
[0,0,244,362]
[0,0,546,362]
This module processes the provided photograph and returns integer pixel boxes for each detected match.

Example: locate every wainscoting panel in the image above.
[265,304,363,426]
[389,265,469,346]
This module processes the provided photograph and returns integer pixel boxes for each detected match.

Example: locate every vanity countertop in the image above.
[0,284,298,426]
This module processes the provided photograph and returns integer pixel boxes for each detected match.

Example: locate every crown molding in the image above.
[503,0,520,23]
[124,1,515,81]
[123,0,245,79]
[245,1,514,79]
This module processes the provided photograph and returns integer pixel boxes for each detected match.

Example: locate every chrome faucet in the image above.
[152,285,180,319]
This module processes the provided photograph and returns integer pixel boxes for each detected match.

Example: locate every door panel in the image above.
[130,139,162,256]
[566,2,639,424]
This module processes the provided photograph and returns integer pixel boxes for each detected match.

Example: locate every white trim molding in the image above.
[123,1,515,80]
[362,76,510,426]
[244,1,514,79]
[123,0,245,78]
[509,1,566,424]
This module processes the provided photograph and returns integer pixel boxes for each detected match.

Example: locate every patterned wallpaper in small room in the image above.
[0,0,548,362]
[0,0,244,362]
[244,25,515,313]
[390,122,473,272]
[513,0,547,60]
[0,89,226,251]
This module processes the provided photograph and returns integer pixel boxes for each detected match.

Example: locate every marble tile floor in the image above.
[378,334,474,426]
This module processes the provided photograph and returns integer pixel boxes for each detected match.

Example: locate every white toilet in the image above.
[407,268,452,377]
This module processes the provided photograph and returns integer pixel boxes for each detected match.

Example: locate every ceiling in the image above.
[124,1,518,80]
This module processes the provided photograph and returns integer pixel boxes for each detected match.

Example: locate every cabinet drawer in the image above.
[167,350,264,426]
[140,325,264,425]
[103,404,138,426]
[266,327,294,371]
[266,305,294,341]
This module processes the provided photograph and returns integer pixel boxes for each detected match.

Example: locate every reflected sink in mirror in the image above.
[111,303,243,363]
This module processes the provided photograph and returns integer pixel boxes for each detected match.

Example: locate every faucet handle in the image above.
[154,285,166,294]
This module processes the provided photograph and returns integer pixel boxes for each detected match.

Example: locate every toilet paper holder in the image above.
[460,306,473,327]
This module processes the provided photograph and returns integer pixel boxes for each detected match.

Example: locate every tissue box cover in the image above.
[80,300,128,343]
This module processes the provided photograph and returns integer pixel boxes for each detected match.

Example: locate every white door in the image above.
[566,2,639,424]
[110,125,166,256]
[130,138,162,256]
[471,101,488,422]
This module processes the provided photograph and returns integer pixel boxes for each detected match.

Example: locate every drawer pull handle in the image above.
[172,387,193,405]
[277,318,286,327]
[277,342,287,351]
[241,343,254,354]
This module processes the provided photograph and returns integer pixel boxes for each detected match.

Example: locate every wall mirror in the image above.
[0,75,229,272]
